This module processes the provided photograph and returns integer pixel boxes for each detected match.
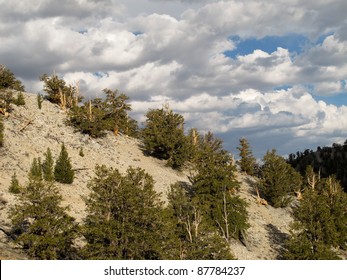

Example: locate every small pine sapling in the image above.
[37,93,43,109]
[14,92,25,106]
[29,158,43,181]
[54,143,74,184]
[9,172,22,194]
[42,148,54,181]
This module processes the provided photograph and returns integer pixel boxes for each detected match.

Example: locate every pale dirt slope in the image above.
[0,92,293,260]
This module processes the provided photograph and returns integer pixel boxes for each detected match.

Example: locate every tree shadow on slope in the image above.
[0,221,28,260]
[265,223,289,260]
[243,176,260,197]
[137,142,167,162]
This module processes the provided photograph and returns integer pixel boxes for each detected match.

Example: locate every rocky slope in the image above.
[0,92,293,260]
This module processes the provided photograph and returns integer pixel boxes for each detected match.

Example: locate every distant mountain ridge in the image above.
[288,142,347,192]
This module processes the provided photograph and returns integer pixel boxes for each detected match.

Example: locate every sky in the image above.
[1,0,347,158]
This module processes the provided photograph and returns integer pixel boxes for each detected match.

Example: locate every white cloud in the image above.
[314,81,345,96]
[1,0,347,157]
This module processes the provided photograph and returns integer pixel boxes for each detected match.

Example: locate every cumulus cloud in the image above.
[314,81,345,96]
[1,0,347,157]
[129,86,347,157]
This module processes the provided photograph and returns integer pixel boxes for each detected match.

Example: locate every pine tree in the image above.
[237,137,256,175]
[42,72,65,104]
[166,182,235,260]
[42,148,54,181]
[184,132,249,244]
[191,132,239,204]
[54,143,74,184]
[67,89,138,138]
[82,165,164,259]
[0,116,4,147]
[259,149,302,208]
[101,88,138,137]
[284,190,340,259]
[9,174,78,259]
[142,107,190,169]
[212,191,249,241]
[0,65,25,91]
[40,73,83,110]
[9,172,22,194]
[284,170,347,259]
[29,158,43,181]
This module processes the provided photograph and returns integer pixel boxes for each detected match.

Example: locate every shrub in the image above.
[14,92,25,106]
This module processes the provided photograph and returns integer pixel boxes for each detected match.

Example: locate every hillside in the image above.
[0,92,294,260]
[288,145,347,192]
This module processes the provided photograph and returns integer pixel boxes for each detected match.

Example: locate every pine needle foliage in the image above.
[142,107,191,169]
[82,165,164,259]
[9,176,78,259]
[68,99,107,138]
[184,132,249,244]
[42,148,54,182]
[259,149,302,208]
[191,132,240,201]
[0,65,25,91]
[40,73,81,108]
[40,73,65,104]
[284,170,347,259]
[237,137,256,175]
[54,143,74,184]
[100,89,138,137]
[9,172,22,194]
[29,158,43,181]
[166,183,235,260]
[14,91,25,106]
[0,90,15,112]
[67,89,138,138]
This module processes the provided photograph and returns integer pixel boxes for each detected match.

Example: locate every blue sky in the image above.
[225,34,309,58]
[1,0,347,158]
[225,33,347,104]
[317,93,347,107]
